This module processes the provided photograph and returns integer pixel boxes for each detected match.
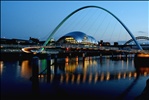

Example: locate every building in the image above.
[0,37,44,45]
[57,31,98,45]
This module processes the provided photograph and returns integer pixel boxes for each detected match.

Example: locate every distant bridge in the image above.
[124,36,149,45]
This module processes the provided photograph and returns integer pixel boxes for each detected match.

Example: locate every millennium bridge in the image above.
[1,6,149,99]
[22,5,149,56]
[1,5,149,60]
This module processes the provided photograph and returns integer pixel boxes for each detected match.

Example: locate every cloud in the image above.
[138,31,146,33]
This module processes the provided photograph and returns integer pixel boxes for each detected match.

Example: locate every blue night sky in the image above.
[1,1,149,42]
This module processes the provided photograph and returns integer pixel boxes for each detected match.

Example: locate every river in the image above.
[1,55,149,100]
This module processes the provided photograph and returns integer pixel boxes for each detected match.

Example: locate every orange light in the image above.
[66,47,69,51]
[138,54,149,57]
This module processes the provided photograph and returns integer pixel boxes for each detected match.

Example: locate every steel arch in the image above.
[124,36,149,45]
[40,5,142,52]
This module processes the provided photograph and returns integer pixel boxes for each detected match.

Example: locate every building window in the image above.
[65,37,77,44]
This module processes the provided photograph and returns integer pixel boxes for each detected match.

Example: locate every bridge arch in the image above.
[40,5,142,52]
[124,36,149,45]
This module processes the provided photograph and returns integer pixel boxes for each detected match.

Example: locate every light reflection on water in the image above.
[1,56,149,100]
[20,60,32,79]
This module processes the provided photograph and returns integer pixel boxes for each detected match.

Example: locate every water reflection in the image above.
[1,57,148,83]
[38,70,149,84]
[1,56,149,100]
[0,61,4,75]
[35,57,149,99]
[20,60,32,79]
[30,57,149,84]
[135,78,149,100]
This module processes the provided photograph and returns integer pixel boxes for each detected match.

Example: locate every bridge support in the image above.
[46,54,51,83]
[31,56,39,95]
[111,52,114,59]
[54,54,58,75]
[82,53,86,68]
[99,53,102,59]
[125,54,128,59]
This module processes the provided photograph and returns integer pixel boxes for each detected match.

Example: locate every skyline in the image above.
[1,1,149,43]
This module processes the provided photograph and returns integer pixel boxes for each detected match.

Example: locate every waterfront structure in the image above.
[57,31,98,45]
[0,37,42,45]
[124,36,149,45]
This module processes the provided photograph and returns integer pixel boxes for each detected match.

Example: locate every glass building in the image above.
[57,31,98,45]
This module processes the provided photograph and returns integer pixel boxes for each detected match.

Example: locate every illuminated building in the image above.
[57,31,98,45]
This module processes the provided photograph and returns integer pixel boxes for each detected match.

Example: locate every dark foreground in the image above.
[1,53,149,100]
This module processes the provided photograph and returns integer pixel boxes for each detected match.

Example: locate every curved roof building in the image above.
[57,31,98,45]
